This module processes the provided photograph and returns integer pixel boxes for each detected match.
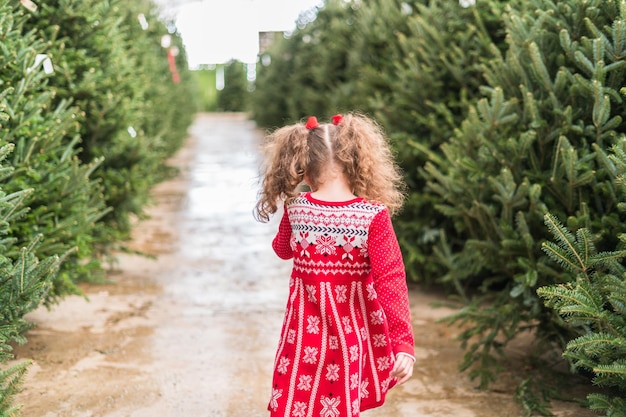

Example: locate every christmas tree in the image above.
[423,0,626,394]
[539,201,626,415]
[24,0,196,245]
[0,0,197,414]
[217,61,249,112]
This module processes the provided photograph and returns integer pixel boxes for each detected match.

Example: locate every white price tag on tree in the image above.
[28,54,54,75]
[20,0,38,12]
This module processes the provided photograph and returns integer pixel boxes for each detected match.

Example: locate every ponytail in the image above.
[333,113,405,215]
[255,124,310,222]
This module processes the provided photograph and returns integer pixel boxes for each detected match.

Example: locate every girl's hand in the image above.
[391,353,415,385]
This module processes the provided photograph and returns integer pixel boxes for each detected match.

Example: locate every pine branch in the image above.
[566,333,626,356]
[0,361,28,416]
[587,393,626,416]
[593,360,626,387]
[541,241,583,273]
[542,213,588,273]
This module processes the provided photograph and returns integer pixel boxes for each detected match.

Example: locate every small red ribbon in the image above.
[305,116,319,130]
[331,114,343,125]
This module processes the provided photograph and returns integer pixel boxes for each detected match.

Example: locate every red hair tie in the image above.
[331,114,343,125]
[305,116,319,130]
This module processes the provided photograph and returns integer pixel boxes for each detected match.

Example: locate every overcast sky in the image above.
[153,0,323,66]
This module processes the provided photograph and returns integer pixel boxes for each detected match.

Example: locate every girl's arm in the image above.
[368,208,415,359]
[272,207,294,260]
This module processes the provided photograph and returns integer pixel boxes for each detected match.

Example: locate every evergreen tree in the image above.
[539,206,626,416]
[251,34,296,128]
[0,141,60,415]
[0,1,108,299]
[0,361,29,417]
[0,1,102,410]
[118,0,197,166]
[340,0,422,112]
[24,0,196,246]
[0,1,196,414]
[424,0,626,388]
[217,60,249,112]
[360,0,513,284]
[250,0,356,125]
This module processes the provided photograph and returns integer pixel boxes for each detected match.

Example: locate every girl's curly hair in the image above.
[254,113,405,222]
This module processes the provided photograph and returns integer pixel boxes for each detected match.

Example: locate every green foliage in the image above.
[0,361,30,417]
[250,0,357,126]
[194,68,218,112]
[514,376,560,417]
[0,0,108,298]
[0,147,59,415]
[536,139,626,416]
[423,0,626,390]
[539,212,626,416]
[24,0,197,242]
[217,61,249,112]
[371,0,514,285]
[250,34,293,128]
[0,0,197,414]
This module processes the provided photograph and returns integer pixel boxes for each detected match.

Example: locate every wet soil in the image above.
[11,113,595,417]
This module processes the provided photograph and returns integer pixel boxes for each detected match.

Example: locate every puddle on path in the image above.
[12,113,594,417]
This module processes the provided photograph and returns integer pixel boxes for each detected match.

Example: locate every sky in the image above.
[154,0,324,67]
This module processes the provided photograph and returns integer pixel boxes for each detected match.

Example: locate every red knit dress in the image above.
[268,192,414,417]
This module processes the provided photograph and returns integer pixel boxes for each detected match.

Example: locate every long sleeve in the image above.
[272,207,294,260]
[368,208,415,358]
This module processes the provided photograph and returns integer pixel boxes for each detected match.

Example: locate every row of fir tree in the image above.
[0,0,197,414]
[249,0,626,415]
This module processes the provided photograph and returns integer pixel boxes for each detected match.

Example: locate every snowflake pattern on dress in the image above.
[335,285,347,303]
[366,283,377,300]
[326,363,340,381]
[270,388,283,411]
[306,284,317,303]
[381,376,393,392]
[320,395,341,417]
[307,315,320,334]
[349,345,359,363]
[372,334,387,348]
[350,373,359,390]
[360,240,368,258]
[299,232,311,257]
[342,235,355,260]
[351,399,360,415]
[376,356,390,371]
[342,316,353,334]
[350,346,359,362]
[360,380,370,399]
[370,309,385,326]
[297,375,313,391]
[315,234,337,256]
[292,401,307,417]
[277,357,290,374]
[303,346,318,364]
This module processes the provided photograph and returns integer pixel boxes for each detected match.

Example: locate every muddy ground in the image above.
[10,113,595,417]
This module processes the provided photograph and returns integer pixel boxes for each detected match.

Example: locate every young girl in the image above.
[255,113,415,417]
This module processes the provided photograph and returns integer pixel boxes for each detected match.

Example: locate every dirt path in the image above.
[11,113,594,417]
